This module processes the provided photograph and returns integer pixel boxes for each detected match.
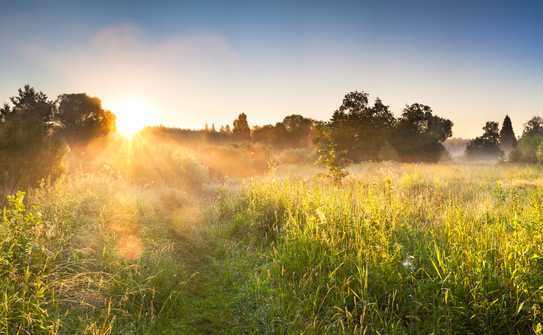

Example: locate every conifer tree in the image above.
[499,115,517,153]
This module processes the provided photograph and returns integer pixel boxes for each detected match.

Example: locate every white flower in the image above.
[402,255,415,272]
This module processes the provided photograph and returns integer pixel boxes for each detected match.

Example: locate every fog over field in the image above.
[2,0,543,334]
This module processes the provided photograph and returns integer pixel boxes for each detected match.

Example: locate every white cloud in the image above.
[26,24,243,127]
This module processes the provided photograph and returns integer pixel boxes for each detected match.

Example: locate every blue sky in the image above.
[1,0,542,137]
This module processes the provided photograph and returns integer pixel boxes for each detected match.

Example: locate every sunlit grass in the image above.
[212,163,543,333]
[2,163,543,333]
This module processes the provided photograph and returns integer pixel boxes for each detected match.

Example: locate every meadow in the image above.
[2,162,543,334]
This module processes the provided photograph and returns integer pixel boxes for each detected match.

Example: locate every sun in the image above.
[107,97,154,137]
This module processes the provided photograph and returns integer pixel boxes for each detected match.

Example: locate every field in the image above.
[2,163,543,334]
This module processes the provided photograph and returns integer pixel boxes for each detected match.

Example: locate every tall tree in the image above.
[465,121,503,160]
[0,85,58,148]
[499,115,517,154]
[57,93,116,144]
[0,86,66,194]
[321,91,395,162]
[233,113,251,140]
[393,103,453,162]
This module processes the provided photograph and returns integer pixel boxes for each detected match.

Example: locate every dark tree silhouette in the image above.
[282,114,314,147]
[252,114,314,149]
[252,123,287,147]
[57,93,116,144]
[316,92,452,163]
[0,86,58,142]
[9,85,51,115]
[499,115,517,154]
[392,103,453,162]
[522,116,543,137]
[322,91,395,162]
[0,86,66,194]
[465,121,503,160]
[233,113,251,141]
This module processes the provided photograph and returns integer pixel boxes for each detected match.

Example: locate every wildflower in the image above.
[402,255,415,272]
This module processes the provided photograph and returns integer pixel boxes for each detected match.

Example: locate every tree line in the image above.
[224,92,542,165]
[2,85,543,192]
[464,116,516,160]
[464,114,543,163]
[151,91,455,163]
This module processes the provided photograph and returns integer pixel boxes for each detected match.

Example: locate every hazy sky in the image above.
[1,0,542,137]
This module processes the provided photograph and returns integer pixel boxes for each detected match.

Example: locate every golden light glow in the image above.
[107,97,154,137]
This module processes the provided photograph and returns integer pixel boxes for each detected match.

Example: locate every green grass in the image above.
[2,163,543,333]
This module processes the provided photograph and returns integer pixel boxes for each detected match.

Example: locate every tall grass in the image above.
[2,163,543,333]
[213,163,543,334]
[0,172,211,334]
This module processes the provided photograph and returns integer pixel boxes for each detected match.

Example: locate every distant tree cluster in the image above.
[145,90,455,182]
[149,112,316,151]
[463,114,543,164]
[314,91,453,164]
[252,114,314,149]
[465,115,518,161]
[0,85,115,193]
